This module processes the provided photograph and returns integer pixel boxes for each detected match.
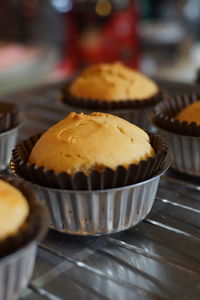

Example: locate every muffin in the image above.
[176,100,200,125]
[69,62,158,101]
[154,94,200,176]
[61,62,161,129]
[29,112,155,175]
[0,179,29,246]
[11,112,169,235]
[0,101,22,170]
[0,176,49,300]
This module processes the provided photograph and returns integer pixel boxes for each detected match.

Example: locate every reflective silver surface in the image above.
[10,80,200,299]
[30,173,161,235]
[22,170,200,300]
[0,124,20,170]
[0,243,37,300]
[157,128,200,176]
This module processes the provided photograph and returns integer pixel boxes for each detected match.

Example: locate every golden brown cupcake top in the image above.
[69,62,159,101]
[29,112,155,174]
[0,180,29,240]
[176,101,200,125]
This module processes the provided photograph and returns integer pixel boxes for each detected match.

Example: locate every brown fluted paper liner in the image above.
[154,94,200,136]
[0,102,19,133]
[60,84,162,110]
[11,132,168,191]
[0,176,49,257]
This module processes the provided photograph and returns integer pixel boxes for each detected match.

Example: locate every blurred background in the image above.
[1,0,200,96]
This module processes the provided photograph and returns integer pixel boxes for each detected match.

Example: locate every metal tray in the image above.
[14,80,200,300]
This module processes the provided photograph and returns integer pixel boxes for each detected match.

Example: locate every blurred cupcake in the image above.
[154,94,200,176]
[61,62,161,129]
[11,112,169,235]
[0,101,22,170]
[176,100,200,125]
[0,176,49,300]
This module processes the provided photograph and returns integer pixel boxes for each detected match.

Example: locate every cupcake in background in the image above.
[0,176,49,300]
[12,112,169,235]
[176,100,200,125]
[69,62,158,102]
[0,101,22,170]
[154,94,200,176]
[61,62,161,130]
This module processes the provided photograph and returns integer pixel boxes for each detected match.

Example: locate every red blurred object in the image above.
[61,0,139,75]
[102,7,139,68]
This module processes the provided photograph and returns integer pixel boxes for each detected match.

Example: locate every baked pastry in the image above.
[11,112,168,235]
[176,100,200,125]
[13,111,167,190]
[29,112,155,174]
[69,62,159,101]
[0,176,49,300]
[0,179,29,241]
[154,94,200,176]
[61,62,161,130]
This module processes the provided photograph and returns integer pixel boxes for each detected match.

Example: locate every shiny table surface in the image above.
[13,80,200,300]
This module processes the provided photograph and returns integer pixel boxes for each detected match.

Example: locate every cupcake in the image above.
[0,101,22,170]
[176,100,200,124]
[154,94,200,176]
[0,176,49,300]
[11,112,169,235]
[61,62,161,129]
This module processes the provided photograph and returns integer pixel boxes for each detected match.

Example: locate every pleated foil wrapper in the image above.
[11,158,170,235]
[156,128,200,176]
[11,133,169,235]
[0,242,37,300]
[60,86,163,130]
[154,93,200,136]
[0,124,21,171]
[11,132,168,190]
[0,102,22,170]
[0,176,49,257]
[154,94,200,176]
[0,102,19,133]
[0,176,49,300]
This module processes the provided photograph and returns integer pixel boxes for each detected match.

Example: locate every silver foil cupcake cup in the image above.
[154,93,200,176]
[157,127,200,176]
[26,161,169,236]
[0,242,37,300]
[0,124,21,171]
[0,176,49,300]
[0,101,19,133]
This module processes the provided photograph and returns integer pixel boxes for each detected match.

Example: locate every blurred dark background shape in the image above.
[0,0,200,96]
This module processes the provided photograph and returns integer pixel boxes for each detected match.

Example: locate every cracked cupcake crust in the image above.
[69,62,159,101]
[28,112,155,174]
